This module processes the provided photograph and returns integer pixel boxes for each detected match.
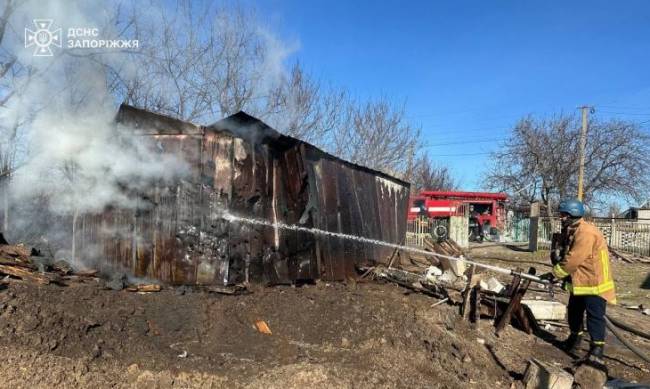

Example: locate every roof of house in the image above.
[115,104,409,188]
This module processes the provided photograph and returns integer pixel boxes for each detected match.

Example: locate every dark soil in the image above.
[0,247,648,388]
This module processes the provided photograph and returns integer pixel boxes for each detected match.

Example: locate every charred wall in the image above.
[77,105,409,285]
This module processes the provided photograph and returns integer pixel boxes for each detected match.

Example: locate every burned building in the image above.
[78,104,410,285]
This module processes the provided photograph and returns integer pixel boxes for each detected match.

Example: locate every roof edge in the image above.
[114,106,409,188]
[208,112,410,188]
[115,103,203,135]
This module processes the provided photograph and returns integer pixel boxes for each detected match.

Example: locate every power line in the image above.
[419,110,648,137]
[423,138,509,147]
[597,105,650,111]
[597,111,650,116]
[432,151,493,157]
[410,106,650,139]
[408,110,525,120]
[421,125,512,136]
[420,112,650,141]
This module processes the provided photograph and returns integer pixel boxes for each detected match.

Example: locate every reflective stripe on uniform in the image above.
[564,280,615,295]
[552,263,570,279]
[600,250,610,281]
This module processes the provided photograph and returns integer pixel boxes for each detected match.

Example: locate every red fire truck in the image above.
[408,191,508,241]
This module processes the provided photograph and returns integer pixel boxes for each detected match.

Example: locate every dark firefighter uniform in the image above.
[552,217,616,357]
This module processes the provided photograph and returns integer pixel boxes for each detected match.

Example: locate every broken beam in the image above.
[0,264,53,285]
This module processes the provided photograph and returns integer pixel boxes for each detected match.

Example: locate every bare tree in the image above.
[407,153,457,193]
[0,0,22,148]
[0,0,27,231]
[484,115,650,214]
[107,2,294,124]
[330,97,420,176]
[263,63,346,145]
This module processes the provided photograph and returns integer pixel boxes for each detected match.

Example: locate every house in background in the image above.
[619,200,650,222]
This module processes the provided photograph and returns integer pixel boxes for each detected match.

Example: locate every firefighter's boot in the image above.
[577,343,607,373]
[586,343,605,364]
[559,332,583,354]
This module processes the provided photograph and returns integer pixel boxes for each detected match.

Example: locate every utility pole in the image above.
[577,106,593,201]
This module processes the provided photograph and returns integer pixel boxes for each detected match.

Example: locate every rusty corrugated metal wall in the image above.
[77,105,409,285]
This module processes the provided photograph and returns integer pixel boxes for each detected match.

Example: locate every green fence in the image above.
[503,217,650,256]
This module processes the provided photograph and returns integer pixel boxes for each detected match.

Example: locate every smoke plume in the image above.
[0,1,189,261]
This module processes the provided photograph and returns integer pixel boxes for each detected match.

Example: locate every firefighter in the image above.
[541,199,616,364]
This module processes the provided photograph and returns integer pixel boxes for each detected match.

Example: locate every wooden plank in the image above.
[461,264,475,320]
[609,247,635,263]
[521,304,542,335]
[497,269,535,334]
[471,284,482,328]
[74,269,98,277]
[513,281,533,334]
[495,271,522,333]
[0,264,52,284]
[0,258,34,269]
[136,284,162,292]
[0,245,31,260]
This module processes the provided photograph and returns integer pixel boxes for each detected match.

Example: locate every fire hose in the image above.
[419,250,545,283]
[605,317,650,363]
[606,315,650,341]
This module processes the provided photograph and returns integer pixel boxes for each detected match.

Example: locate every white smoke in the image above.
[11,108,188,214]
[1,1,185,213]
[0,0,192,263]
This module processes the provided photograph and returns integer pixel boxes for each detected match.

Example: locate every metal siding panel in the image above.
[354,170,379,264]
[281,146,315,281]
[375,178,396,263]
[322,159,348,280]
[357,171,383,263]
[318,160,339,279]
[245,143,271,284]
[309,157,328,279]
[334,168,356,278]
[203,133,234,285]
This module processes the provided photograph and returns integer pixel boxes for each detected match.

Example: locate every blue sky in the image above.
[250,0,650,191]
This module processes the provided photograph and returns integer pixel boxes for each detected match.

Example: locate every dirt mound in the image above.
[0,280,517,388]
[1,270,648,387]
